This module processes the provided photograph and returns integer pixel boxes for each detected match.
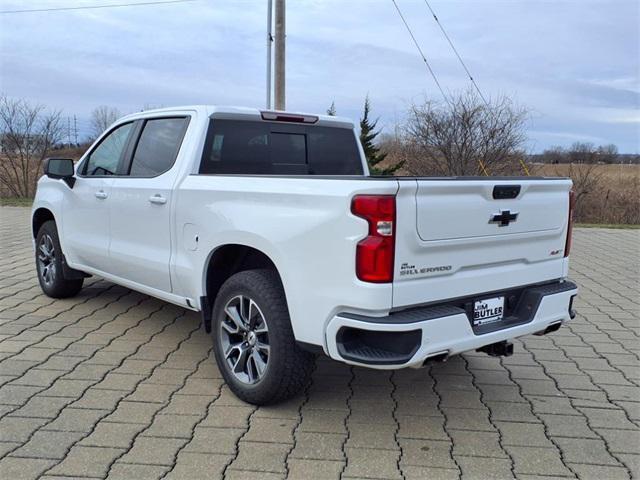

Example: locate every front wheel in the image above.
[35,221,83,298]
[212,269,314,405]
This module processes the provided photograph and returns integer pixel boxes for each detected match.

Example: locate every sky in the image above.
[1,0,639,152]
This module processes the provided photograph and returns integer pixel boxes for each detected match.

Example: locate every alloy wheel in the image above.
[37,234,56,287]
[219,295,270,384]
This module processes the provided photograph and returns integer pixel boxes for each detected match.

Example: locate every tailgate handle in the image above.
[493,185,521,199]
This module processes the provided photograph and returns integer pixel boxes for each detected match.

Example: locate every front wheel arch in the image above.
[32,207,55,239]
[35,220,84,298]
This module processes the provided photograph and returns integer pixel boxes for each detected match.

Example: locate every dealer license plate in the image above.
[473,296,505,327]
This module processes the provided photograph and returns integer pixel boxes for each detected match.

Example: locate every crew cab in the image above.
[32,106,577,404]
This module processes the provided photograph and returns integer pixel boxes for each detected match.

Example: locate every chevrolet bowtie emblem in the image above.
[489,209,519,227]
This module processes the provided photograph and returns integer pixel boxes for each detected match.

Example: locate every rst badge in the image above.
[473,296,505,326]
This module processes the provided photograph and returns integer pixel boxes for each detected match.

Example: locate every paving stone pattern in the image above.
[0,206,638,479]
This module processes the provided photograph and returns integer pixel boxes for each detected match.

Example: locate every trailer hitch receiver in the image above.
[477,341,514,357]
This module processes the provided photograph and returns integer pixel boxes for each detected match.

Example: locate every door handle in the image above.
[95,190,108,200]
[149,194,167,205]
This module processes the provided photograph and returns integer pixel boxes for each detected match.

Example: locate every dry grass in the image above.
[0,197,33,207]
[531,163,640,225]
[533,162,639,179]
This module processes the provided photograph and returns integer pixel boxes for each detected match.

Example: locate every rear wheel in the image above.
[212,269,314,405]
[36,221,83,298]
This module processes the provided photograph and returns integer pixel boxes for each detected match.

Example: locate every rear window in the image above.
[199,119,363,175]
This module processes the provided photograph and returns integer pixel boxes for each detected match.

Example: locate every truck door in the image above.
[63,122,135,272]
[107,116,191,293]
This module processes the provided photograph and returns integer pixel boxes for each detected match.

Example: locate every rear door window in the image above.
[199,119,363,175]
[128,117,189,177]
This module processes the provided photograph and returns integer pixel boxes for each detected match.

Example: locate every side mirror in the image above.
[44,158,75,188]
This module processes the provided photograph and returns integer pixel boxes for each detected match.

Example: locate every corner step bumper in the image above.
[325,280,578,369]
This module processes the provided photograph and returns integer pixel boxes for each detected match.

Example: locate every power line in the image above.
[390,0,449,104]
[391,0,492,176]
[0,0,196,15]
[421,0,488,106]
[419,0,530,176]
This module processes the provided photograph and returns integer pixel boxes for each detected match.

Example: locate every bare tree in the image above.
[539,146,566,164]
[567,142,599,165]
[0,96,64,198]
[552,143,607,219]
[561,162,604,220]
[596,143,618,164]
[541,142,618,165]
[141,103,165,112]
[90,105,121,139]
[401,90,529,176]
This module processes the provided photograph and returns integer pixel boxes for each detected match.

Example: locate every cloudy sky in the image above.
[1,0,638,152]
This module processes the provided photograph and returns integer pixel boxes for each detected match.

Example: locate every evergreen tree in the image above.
[359,96,404,175]
[326,101,336,116]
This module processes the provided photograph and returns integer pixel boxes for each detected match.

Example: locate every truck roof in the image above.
[119,105,355,128]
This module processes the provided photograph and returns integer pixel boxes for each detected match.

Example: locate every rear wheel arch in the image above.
[203,244,285,310]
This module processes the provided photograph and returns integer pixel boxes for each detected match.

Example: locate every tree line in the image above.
[0,98,125,197]
[0,92,632,207]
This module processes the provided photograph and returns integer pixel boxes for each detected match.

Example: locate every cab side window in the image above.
[83,123,134,176]
[128,117,189,177]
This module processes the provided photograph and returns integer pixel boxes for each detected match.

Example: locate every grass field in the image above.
[531,163,639,225]
[0,197,34,207]
[533,162,640,181]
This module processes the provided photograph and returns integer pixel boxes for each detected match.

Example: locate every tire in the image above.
[211,269,314,405]
[35,220,84,298]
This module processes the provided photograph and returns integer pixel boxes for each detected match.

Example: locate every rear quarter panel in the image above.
[173,175,398,346]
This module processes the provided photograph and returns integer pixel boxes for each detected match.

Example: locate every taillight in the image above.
[564,190,576,257]
[351,195,396,283]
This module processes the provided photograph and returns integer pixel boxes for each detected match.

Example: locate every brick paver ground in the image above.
[0,206,638,480]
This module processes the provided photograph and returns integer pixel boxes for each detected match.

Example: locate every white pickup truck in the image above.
[32,106,577,404]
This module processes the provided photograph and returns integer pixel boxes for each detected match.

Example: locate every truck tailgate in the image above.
[393,178,572,308]
[416,181,569,241]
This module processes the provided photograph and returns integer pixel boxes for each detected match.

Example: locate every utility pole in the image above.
[73,115,78,146]
[274,0,285,110]
[66,116,71,148]
[266,0,273,109]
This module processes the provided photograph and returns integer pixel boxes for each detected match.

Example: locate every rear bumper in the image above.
[325,280,578,369]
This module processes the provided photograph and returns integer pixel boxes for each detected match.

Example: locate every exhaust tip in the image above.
[545,321,562,334]
[569,294,577,319]
[422,351,449,366]
[534,321,563,336]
